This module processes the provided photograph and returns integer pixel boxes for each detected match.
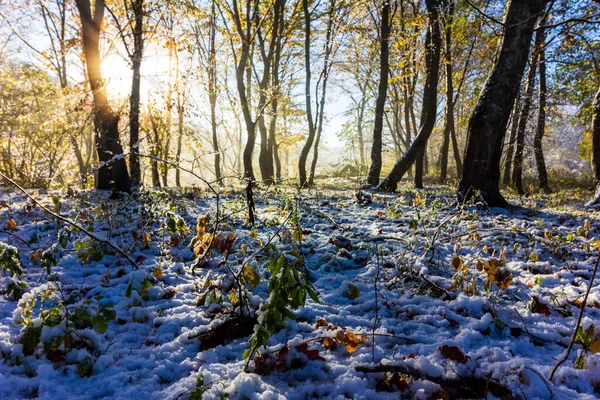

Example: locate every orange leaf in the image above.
[7,219,16,230]
[315,318,328,328]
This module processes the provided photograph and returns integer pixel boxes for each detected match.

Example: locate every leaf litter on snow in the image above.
[0,184,599,399]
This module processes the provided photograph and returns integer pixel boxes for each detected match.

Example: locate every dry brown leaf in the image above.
[315,318,328,328]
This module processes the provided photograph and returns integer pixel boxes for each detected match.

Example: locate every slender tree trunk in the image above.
[503,92,521,185]
[209,0,221,184]
[308,1,336,186]
[450,123,461,175]
[357,97,366,167]
[377,0,441,192]
[512,55,538,195]
[129,0,144,187]
[308,128,321,185]
[589,87,600,205]
[366,0,391,186]
[75,0,130,193]
[534,24,551,193]
[439,1,455,183]
[149,114,161,188]
[298,0,316,187]
[175,95,184,188]
[457,0,547,206]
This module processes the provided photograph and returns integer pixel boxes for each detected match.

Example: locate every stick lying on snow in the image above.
[0,172,138,269]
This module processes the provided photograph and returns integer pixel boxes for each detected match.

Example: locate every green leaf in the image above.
[20,326,42,355]
[124,284,132,298]
[77,358,93,377]
[242,348,252,360]
[91,316,109,334]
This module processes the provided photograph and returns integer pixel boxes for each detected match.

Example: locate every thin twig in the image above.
[548,251,600,381]
[0,172,138,269]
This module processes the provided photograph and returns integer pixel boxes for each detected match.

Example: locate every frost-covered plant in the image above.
[0,242,28,300]
[243,252,318,363]
[14,284,116,358]
[574,324,600,369]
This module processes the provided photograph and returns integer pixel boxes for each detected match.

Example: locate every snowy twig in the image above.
[372,246,380,362]
[0,172,138,269]
[548,250,600,381]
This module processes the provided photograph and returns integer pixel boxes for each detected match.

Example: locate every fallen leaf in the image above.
[439,345,467,363]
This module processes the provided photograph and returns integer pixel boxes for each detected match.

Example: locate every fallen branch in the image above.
[0,172,138,269]
[356,362,510,398]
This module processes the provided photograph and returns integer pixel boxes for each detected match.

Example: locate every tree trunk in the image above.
[377,0,441,192]
[503,92,521,185]
[439,1,455,183]
[129,0,144,187]
[366,0,391,186]
[512,52,539,195]
[75,0,130,193]
[457,0,547,206]
[298,0,316,187]
[209,0,221,184]
[589,87,600,205]
[534,24,551,193]
[175,97,184,188]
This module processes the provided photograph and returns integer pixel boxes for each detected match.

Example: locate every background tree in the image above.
[377,0,442,192]
[75,0,130,192]
[366,0,391,187]
[458,0,548,206]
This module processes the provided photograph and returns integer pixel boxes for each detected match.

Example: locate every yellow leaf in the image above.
[451,256,463,270]
[242,265,260,289]
[228,291,239,306]
[152,267,163,279]
[322,337,337,349]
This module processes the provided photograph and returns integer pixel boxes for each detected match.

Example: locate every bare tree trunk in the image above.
[75,0,130,193]
[129,0,144,187]
[589,87,600,205]
[298,0,316,187]
[377,0,441,192]
[439,0,455,183]
[512,56,537,195]
[503,92,521,185]
[209,0,221,184]
[534,24,551,193]
[175,94,184,188]
[366,0,391,186]
[457,0,547,206]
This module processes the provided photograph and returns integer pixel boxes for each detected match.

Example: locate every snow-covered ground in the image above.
[1,182,599,399]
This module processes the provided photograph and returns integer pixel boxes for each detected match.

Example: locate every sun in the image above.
[101,50,175,103]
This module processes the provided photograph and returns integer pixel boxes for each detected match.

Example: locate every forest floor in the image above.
[0,179,600,399]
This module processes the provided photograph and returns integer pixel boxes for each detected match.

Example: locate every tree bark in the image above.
[75,0,130,193]
[377,0,441,192]
[457,0,547,206]
[534,24,551,193]
[589,87,600,204]
[366,0,391,186]
[503,92,521,185]
[128,0,144,187]
[209,0,221,184]
[512,50,539,195]
[308,0,337,186]
[175,93,184,188]
[299,0,317,187]
[439,0,455,183]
